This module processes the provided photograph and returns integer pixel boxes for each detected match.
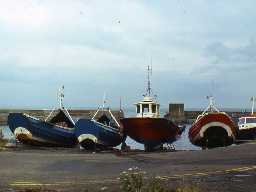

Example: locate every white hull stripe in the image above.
[78,134,98,144]
[199,122,234,139]
[14,127,32,139]
[239,123,256,130]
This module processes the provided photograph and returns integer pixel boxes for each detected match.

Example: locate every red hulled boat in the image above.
[120,66,180,151]
[189,96,237,149]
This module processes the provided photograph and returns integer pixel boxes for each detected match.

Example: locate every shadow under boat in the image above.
[75,107,124,151]
[7,86,77,147]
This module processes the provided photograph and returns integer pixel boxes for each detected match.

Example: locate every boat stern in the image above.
[14,127,33,142]
[192,122,235,148]
[8,113,30,133]
[199,122,235,140]
[75,119,100,150]
[189,112,237,148]
[77,134,98,150]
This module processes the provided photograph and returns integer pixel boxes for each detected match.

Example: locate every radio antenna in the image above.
[146,65,152,96]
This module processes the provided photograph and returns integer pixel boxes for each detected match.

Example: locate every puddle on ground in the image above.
[234,174,252,177]
[232,179,243,182]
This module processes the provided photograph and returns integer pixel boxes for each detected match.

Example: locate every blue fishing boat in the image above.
[75,106,124,150]
[7,86,77,147]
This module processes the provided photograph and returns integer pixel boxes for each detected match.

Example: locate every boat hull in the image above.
[75,119,123,150]
[189,113,237,148]
[237,127,256,140]
[120,118,179,148]
[8,113,77,147]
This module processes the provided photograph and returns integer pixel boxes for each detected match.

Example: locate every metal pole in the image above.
[92,108,100,121]
[109,109,120,127]
[59,85,64,109]
[251,97,255,115]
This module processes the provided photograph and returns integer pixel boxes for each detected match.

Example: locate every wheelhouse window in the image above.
[142,104,149,113]
[137,105,140,113]
[246,118,256,123]
[152,104,156,113]
[238,118,245,124]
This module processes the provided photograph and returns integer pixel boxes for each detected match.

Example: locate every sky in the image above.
[0,0,256,110]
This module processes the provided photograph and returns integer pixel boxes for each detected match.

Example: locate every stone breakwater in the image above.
[165,110,251,124]
[0,108,250,126]
[0,109,124,126]
[165,103,252,124]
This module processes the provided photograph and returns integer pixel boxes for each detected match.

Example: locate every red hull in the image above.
[120,118,179,145]
[189,112,237,148]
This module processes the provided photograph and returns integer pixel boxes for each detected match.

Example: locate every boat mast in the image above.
[102,92,107,110]
[251,96,255,115]
[45,85,66,122]
[146,65,152,97]
[208,96,215,112]
[59,85,65,109]
[201,96,220,115]
[92,93,107,121]
[119,96,122,112]
[58,85,75,125]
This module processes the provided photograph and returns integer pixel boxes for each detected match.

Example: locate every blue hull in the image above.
[8,113,77,147]
[75,119,123,150]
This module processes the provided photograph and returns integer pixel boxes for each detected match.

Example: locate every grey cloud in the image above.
[205,40,256,65]
[197,40,256,77]
[1,1,256,108]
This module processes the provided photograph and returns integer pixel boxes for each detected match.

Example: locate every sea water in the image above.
[1,125,14,140]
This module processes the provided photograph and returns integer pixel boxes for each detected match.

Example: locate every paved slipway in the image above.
[0,143,255,192]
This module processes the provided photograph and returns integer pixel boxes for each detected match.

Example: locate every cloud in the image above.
[207,40,256,62]
[0,1,167,71]
[203,40,256,72]
[0,1,256,108]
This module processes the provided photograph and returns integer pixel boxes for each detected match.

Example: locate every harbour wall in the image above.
[0,109,124,126]
[165,103,252,124]
[0,106,251,126]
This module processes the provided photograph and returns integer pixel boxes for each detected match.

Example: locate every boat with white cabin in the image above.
[237,97,256,140]
[120,66,180,151]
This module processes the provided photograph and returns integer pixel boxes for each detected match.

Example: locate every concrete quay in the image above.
[0,142,255,191]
